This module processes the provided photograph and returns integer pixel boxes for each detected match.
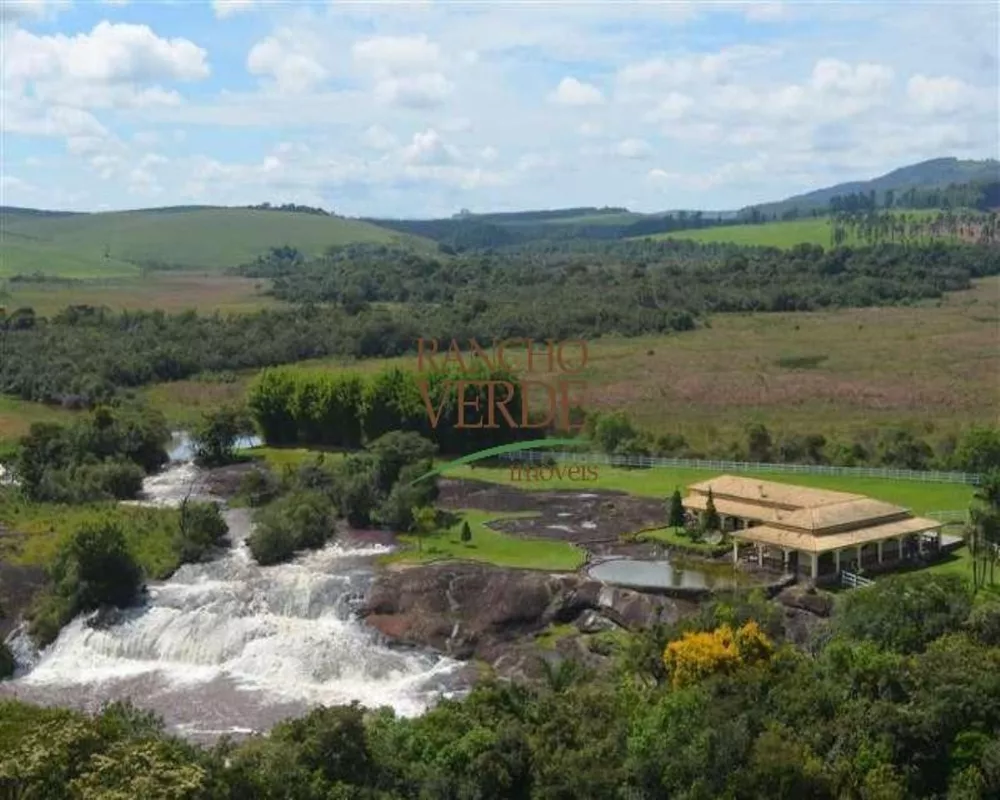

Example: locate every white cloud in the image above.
[743,2,790,22]
[363,124,398,151]
[247,31,328,93]
[2,22,209,110]
[352,34,441,75]
[906,74,981,115]
[373,73,453,109]
[549,77,604,107]
[351,34,453,108]
[0,0,69,23]
[212,0,256,19]
[397,129,459,166]
[615,138,653,160]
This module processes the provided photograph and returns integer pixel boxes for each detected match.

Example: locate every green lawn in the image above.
[0,498,182,579]
[246,446,347,472]
[383,509,585,571]
[636,525,728,555]
[650,210,944,248]
[447,463,974,515]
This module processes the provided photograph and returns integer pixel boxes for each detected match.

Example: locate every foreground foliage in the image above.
[2,575,999,798]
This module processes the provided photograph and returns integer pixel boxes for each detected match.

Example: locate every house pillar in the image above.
[782,549,789,572]
[917,534,924,555]
[877,541,883,564]
[898,536,906,560]
[757,544,764,567]
[834,549,841,574]
[856,544,863,569]
[732,540,739,564]
[810,552,818,579]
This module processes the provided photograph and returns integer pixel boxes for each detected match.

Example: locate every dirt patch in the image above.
[437,478,665,545]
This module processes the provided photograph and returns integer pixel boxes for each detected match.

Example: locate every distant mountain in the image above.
[744,157,1000,217]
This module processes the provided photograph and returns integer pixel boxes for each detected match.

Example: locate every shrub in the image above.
[175,501,229,564]
[248,490,336,565]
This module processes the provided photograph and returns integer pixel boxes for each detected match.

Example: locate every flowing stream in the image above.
[1,438,465,742]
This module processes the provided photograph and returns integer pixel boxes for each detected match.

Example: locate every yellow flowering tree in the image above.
[663,620,773,688]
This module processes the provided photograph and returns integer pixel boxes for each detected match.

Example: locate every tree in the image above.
[703,488,721,532]
[746,423,773,462]
[668,488,686,530]
[191,405,253,467]
[662,620,773,688]
[461,520,472,544]
[411,506,437,552]
[175,499,229,563]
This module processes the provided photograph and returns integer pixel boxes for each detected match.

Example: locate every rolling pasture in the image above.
[0,207,430,277]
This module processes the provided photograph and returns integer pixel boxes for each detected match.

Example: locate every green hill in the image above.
[743,158,999,218]
[0,207,430,277]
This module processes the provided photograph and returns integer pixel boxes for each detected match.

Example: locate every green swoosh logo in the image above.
[407,438,590,485]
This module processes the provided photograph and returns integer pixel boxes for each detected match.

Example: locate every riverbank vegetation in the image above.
[241,431,441,565]
[2,573,1000,798]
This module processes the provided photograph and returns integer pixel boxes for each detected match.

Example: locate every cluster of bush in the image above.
[584,411,1000,473]
[240,431,440,565]
[13,405,171,503]
[3,573,1000,798]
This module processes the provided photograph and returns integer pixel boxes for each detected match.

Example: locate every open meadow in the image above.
[133,276,1000,450]
[2,273,281,316]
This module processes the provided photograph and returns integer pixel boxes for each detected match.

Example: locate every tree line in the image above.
[829,210,999,247]
[246,364,542,455]
[3,572,1000,797]
[584,411,1000,474]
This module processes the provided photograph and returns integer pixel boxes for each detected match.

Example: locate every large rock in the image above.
[775,584,835,617]
[361,562,697,663]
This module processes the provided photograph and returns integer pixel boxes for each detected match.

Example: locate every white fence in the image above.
[841,571,874,589]
[498,450,982,485]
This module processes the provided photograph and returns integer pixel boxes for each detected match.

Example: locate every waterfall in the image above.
[0,443,465,741]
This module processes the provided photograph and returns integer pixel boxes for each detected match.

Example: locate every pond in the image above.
[588,557,739,591]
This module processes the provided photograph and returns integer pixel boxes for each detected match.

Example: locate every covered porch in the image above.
[732,524,943,579]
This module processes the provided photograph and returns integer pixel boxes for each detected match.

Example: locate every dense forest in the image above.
[3,572,1000,798]
[828,180,1000,214]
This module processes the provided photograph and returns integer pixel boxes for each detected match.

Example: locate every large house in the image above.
[683,475,943,580]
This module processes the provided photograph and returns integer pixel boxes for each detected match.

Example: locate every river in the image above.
[0,440,466,743]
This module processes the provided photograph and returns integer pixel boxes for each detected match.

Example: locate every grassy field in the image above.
[652,210,942,248]
[0,397,73,443]
[0,498,182,579]
[2,273,281,316]
[383,508,585,571]
[138,277,998,450]
[0,207,432,277]
[445,463,974,514]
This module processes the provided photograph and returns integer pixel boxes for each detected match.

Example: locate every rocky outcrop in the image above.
[362,562,698,665]
[775,584,835,617]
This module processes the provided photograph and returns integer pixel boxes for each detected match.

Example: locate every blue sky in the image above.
[1,0,997,217]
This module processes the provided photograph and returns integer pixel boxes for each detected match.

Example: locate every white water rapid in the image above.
[1,442,465,742]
